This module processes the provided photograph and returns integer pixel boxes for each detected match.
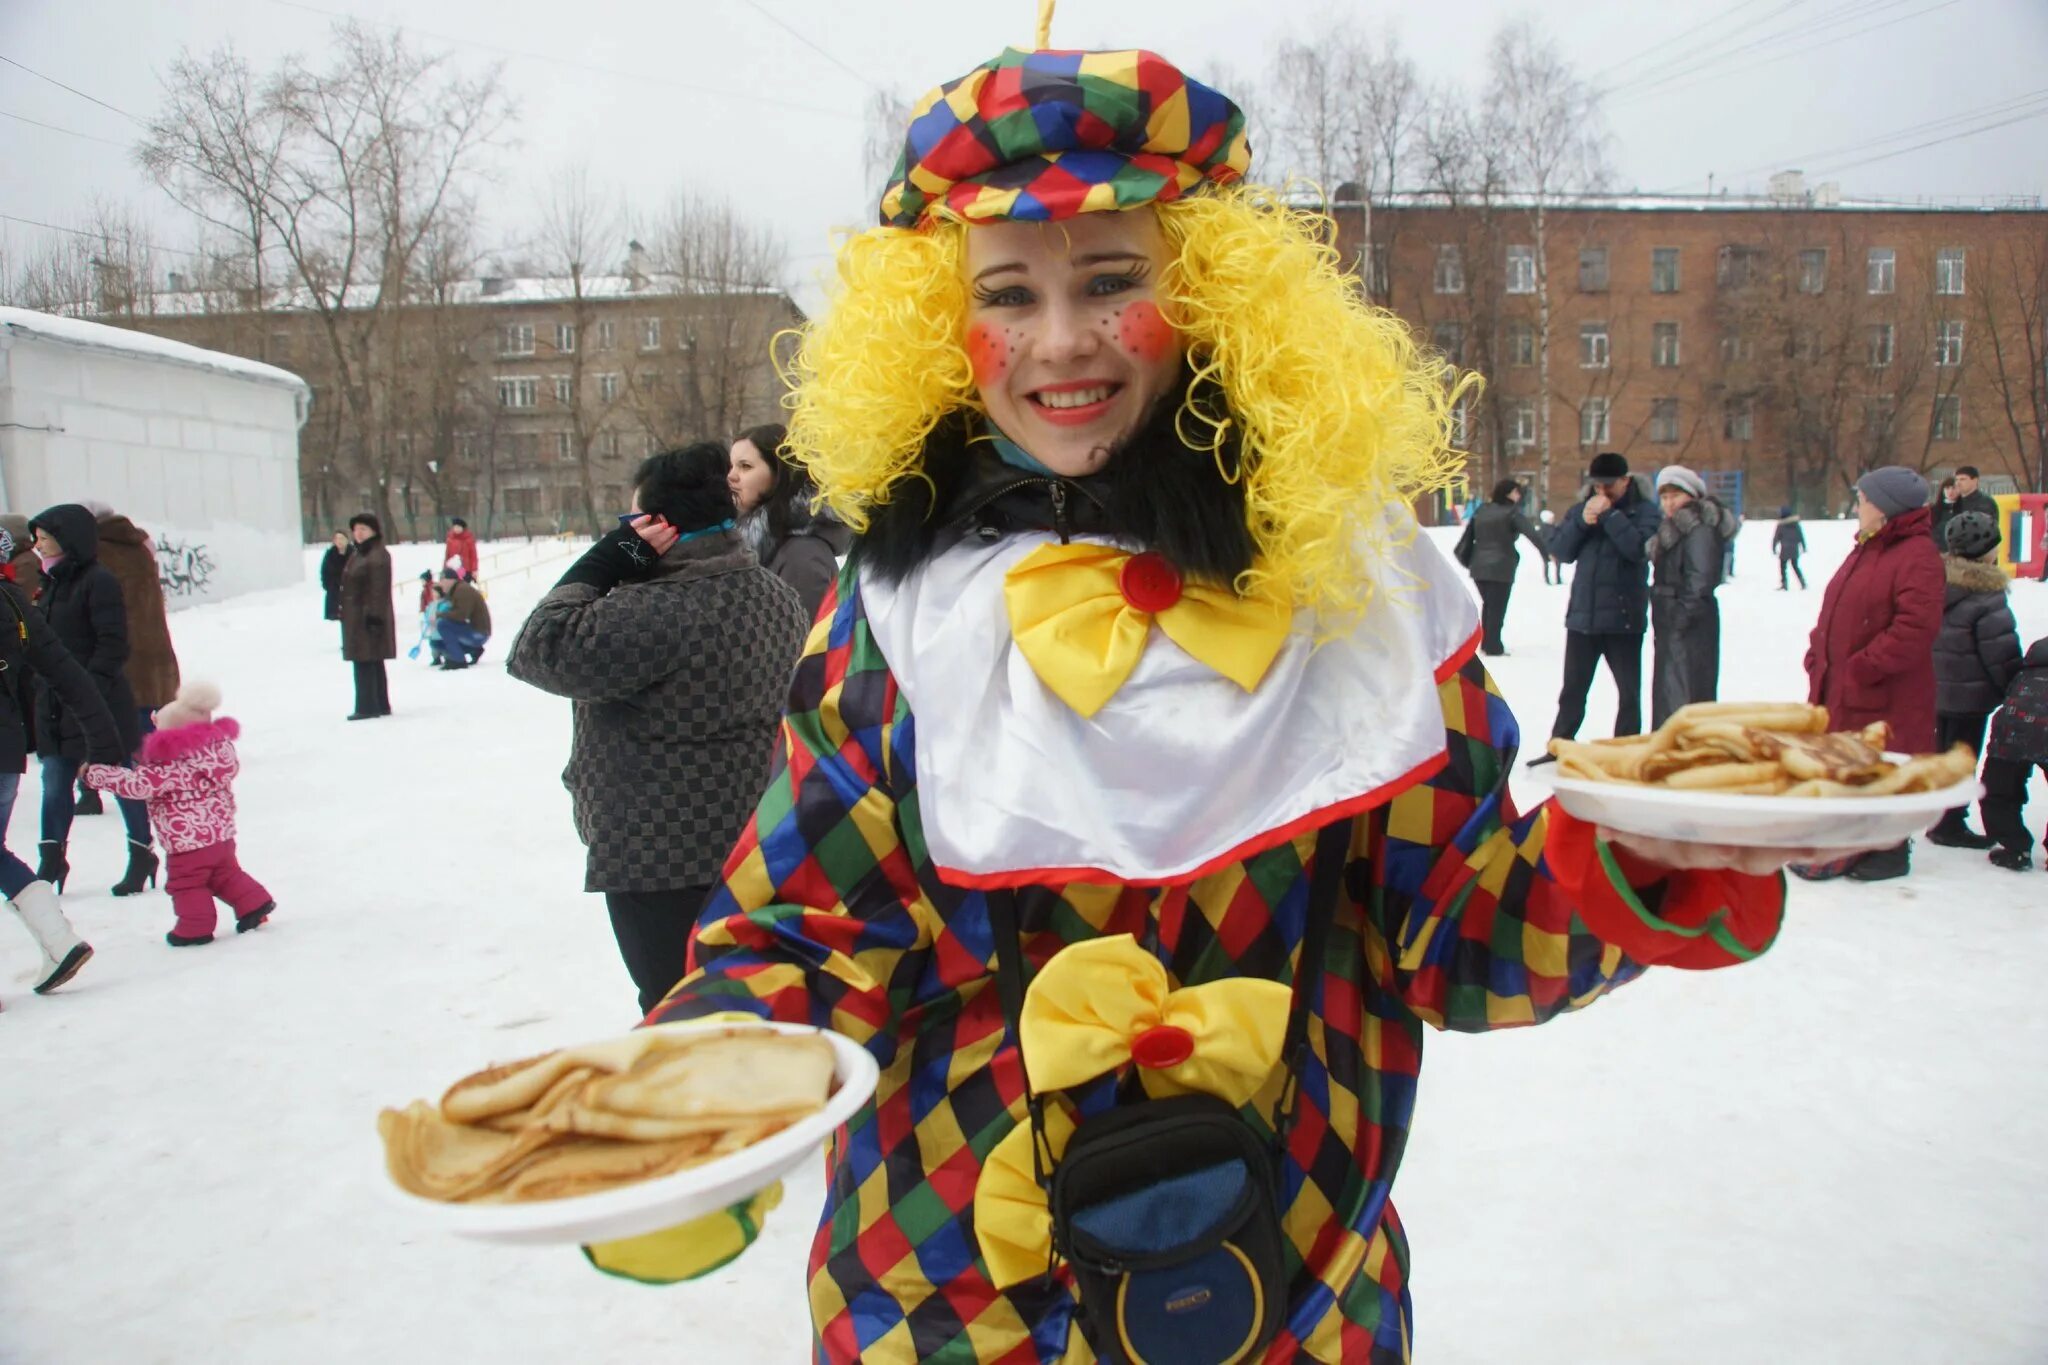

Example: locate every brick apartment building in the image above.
[1327,175,2048,516]
[123,243,803,540]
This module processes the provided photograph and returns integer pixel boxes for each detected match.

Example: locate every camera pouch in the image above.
[1050,1092,1286,1365]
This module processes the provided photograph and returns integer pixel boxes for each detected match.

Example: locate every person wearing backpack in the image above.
[1926,511,2022,848]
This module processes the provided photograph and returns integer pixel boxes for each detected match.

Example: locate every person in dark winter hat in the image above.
[84,680,275,945]
[319,531,349,622]
[1452,478,1546,656]
[430,567,492,670]
[1926,510,2022,849]
[1773,504,1808,590]
[24,504,158,897]
[1649,465,1739,727]
[0,525,124,1003]
[444,516,480,585]
[1798,466,1943,882]
[1542,452,1662,751]
[507,443,808,1014]
[340,513,395,719]
[1980,629,2048,870]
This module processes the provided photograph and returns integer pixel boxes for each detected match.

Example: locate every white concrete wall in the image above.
[0,332,305,608]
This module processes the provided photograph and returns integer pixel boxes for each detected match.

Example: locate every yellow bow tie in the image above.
[1001,543,1294,718]
[973,936,1295,1289]
[1018,934,1294,1106]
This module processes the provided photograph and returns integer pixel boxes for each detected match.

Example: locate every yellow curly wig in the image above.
[778,183,1472,623]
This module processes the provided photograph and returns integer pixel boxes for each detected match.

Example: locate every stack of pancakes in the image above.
[379,1028,836,1203]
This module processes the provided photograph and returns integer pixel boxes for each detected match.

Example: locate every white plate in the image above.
[1547,759,1983,850]
[383,1020,878,1246]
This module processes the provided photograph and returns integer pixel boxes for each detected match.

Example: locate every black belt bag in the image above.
[987,820,1352,1365]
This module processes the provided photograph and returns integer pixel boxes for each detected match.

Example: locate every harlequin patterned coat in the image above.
[506,533,809,893]
[83,718,242,853]
[644,556,1787,1365]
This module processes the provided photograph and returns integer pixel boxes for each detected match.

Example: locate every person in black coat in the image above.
[1542,452,1663,744]
[1980,632,2048,870]
[25,505,155,896]
[1648,466,1738,728]
[1931,465,2000,551]
[1452,478,1547,656]
[1772,505,1808,590]
[1927,511,2023,848]
[319,530,349,622]
[0,527,126,1000]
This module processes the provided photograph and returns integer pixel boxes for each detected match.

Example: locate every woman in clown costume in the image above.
[607,27,1798,1365]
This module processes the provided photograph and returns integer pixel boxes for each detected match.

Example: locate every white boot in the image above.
[9,881,92,994]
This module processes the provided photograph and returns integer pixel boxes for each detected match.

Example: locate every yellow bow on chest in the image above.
[1000,542,1294,718]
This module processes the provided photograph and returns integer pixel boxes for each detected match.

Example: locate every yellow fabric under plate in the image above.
[1001,542,1293,718]
[582,1182,783,1285]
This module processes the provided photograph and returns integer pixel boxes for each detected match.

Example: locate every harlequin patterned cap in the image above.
[878,48,1250,229]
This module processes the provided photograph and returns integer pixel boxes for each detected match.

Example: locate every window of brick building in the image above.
[1506,321,1535,367]
[1652,322,1680,368]
[1716,245,1761,289]
[555,431,574,461]
[553,375,572,404]
[497,376,538,409]
[598,430,619,460]
[1505,245,1536,294]
[1579,321,1609,369]
[1798,248,1828,294]
[645,433,662,456]
[1505,399,1536,453]
[1935,248,1965,296]
[636,372,657,394]
[598,372,620,402]
[1721,330,1755,364]
[1578,247,1609,292]
[1579,397,1610,446]
[1722,398,1754,441]
[458,431,480,462]
[1432,321,1465,363]
[1366,245,1390,298]
[596,320,616,350]
[1933,394,1961,441]
[555,323,577,354]
[1433,244,1464,295]
[1867,248,1895,295]
[1450,397,1472,448]
[1867,323,1895,368]
[502,487,539,515]
[1791,327,1822,363]
[639,317,662,351]
[1650,398,1680,444]
[1936,319,1964,367]
[1650,247,1679,293]
[499,323,534,357]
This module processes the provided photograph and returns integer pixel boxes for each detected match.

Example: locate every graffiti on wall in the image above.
[156,537,216,599]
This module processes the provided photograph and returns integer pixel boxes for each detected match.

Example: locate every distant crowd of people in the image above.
[1479,455,2045,885]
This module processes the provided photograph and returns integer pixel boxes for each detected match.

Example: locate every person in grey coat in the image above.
[1543,451,1663,745]
[1452,478,1548,656]
[1648,465,1739,728]
[508,442,809,1015]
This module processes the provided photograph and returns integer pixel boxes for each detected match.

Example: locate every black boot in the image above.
[111,840,160,896]
[35,841,68,894]
[166,930,214,947]
[1988,846,2034,872]
[1925,811,1995,849]
[74,786,104,816]
[235,901,275,934]
[1847,841,1912,882]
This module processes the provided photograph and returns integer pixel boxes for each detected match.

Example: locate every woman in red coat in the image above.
[443,518,479,583]
[1802,466,1944,880]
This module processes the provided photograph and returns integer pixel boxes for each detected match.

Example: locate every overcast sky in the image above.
[5,0,2046,316]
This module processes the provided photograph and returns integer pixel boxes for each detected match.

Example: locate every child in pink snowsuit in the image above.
[83,681,274,946]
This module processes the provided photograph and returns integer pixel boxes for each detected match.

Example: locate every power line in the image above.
[1609,0,1967,106]
[1716,86,2048,179]
[0,52,147,126]
[1806,100,2048,176]
[0,211,204,260]
[0,107,134,147]
[262,0,861,121]
[733,0,884,93]
[1604,0,1913,97]
[1588,0,1788,85]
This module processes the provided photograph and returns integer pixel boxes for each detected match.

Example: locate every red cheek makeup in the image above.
[1116,301,1175,364]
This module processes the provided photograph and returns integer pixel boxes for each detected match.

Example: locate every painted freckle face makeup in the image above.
[961,209,1185,478]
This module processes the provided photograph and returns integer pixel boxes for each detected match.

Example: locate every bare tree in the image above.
[137,20,514,532]
[1484,19,1611,502]
[0,200,162,318]
[1972,233,2048,491]
[534,167,626,535]
[861,88,915,210]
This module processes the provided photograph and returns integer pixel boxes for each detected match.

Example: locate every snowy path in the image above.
[2,525,2045,1364]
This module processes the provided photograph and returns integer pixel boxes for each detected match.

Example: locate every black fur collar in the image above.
[855,375,1257,588]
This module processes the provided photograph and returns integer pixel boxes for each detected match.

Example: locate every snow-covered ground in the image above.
[2,522,2045,1364]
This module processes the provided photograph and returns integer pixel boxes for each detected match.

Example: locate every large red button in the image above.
[1118,552,1183,613]
[1130,1024,1195,1070]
